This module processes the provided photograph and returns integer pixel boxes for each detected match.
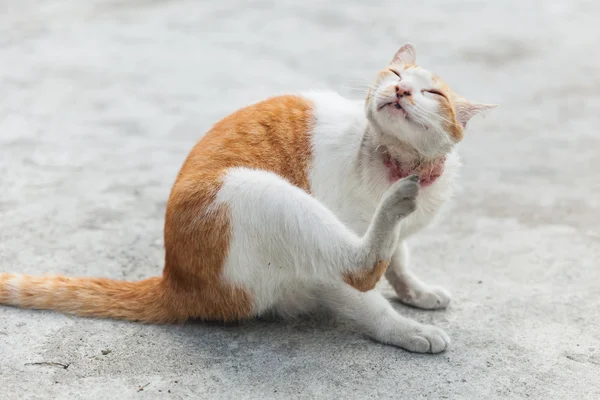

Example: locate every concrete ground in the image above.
[1,0,599,398]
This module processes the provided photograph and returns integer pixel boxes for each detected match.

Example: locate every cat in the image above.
[0,43,495,353]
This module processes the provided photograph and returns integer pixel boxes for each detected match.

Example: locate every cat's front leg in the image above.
[385,241,451,310]
[319,283,450,353]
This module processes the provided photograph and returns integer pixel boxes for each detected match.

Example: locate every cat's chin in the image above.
[376,105,426,133]
[369,123,451,164]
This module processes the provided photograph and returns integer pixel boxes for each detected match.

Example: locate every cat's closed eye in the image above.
[422,89,447,100]
[390,69,402,79]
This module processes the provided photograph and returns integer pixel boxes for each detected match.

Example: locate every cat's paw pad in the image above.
[396,284,451,310]
[395,324,451,353]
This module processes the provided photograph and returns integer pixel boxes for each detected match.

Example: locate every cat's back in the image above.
[176,95,315,192]
[171,91,360,197]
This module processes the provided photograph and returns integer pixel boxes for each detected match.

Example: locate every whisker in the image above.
[343,80,377,89]
[417,104,454,125]
[342,83,375,89]
[412,103,454,126]
[407,106,443,133]
[342,86,378,96]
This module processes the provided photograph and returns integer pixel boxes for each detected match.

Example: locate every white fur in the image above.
[215,83,462,353]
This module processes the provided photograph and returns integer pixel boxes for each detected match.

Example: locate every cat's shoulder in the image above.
[300,90,361,112]
[298,90,365,133]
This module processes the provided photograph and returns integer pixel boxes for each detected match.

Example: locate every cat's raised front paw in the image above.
[381,174,419,221]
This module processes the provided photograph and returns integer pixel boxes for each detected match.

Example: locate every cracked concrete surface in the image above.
[1,0,599,399]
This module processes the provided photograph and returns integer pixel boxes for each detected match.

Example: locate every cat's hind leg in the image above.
[214,167,419,315]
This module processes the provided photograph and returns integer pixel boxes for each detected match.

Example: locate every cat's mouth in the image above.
[376,98,421,125]
[382,151,445,187]
[377,100,406,115]
[376,99,430,131]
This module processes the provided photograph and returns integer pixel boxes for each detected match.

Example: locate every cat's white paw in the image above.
[385,323,451,353]
[381,174,419,221]
[394,283,452,310]
[366,175,420,261]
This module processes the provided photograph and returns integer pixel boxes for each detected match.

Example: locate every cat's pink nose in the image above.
[395,82,412,97]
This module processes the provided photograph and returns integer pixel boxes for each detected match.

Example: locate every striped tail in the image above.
[0,273,176,323]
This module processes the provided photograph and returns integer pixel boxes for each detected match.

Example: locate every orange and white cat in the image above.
[0,43,495,353]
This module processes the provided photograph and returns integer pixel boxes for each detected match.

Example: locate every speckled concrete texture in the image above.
[1,1,599,399]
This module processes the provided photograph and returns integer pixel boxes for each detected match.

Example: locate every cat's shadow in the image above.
[165,298,441,360]
[36,297,440,381]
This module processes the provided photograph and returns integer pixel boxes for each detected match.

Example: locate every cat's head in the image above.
[366,43,496,157]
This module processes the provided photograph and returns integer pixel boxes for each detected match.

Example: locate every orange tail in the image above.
[0,273,176,323]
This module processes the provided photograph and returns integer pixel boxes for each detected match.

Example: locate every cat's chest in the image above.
[315,188,375,235]
[310,152,460,238]
[314,181,449,238]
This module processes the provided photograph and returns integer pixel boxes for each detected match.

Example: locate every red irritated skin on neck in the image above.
[383,152,445,187]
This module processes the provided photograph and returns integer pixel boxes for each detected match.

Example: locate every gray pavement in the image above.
[1,0,599,398]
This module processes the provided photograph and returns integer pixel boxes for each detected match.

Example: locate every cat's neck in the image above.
[357,122,453,190]
[364,124,451,162]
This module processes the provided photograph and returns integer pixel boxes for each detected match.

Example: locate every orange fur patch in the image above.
[343,259,391,292]
[439,100,463,140]
[431,75,464,140]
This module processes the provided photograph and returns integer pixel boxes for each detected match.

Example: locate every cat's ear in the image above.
[454,97,497,128]
[390,43,416,65]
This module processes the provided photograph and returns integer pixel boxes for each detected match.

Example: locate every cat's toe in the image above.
[391,324,451,353]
